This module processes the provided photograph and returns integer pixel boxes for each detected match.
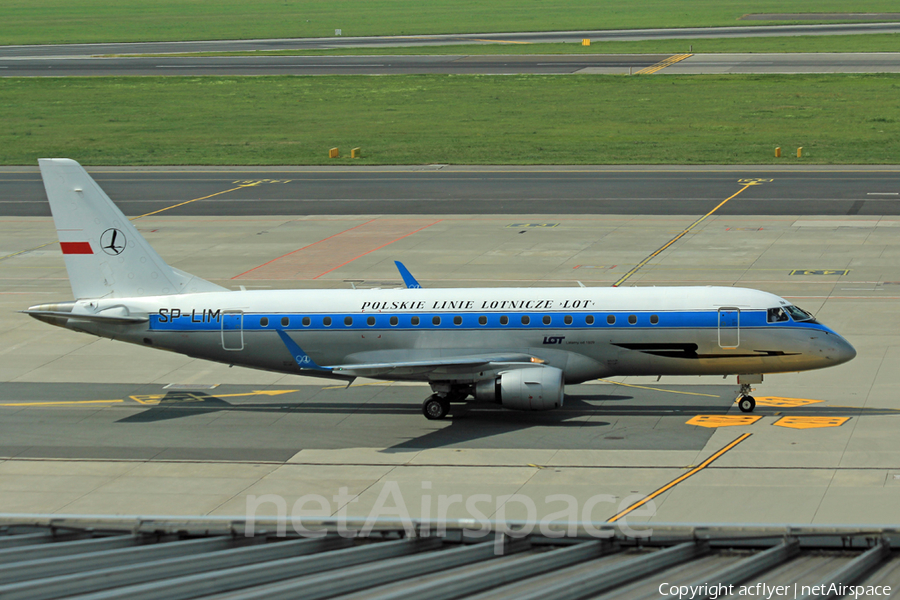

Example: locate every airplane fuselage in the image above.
[32,285,856,385]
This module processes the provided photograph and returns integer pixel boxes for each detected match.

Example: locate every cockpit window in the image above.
[785,305,817,323]
[767,307,789,323]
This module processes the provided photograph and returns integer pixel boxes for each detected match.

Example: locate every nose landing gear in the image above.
[736,374,762,413]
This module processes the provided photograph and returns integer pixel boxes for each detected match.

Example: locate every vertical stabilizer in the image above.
[39,158,226,299]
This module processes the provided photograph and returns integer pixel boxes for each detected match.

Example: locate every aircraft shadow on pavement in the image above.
[115,391,636,423]
[115,389,886,424]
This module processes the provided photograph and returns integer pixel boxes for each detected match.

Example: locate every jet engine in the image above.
[474,367,564,411]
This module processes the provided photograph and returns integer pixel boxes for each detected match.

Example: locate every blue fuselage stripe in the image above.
[150,309,824,333]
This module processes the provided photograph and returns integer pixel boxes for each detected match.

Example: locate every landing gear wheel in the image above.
[738,396,756,413]
[423,396,450,420]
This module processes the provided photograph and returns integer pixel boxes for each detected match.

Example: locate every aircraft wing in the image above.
[328,353,543,378]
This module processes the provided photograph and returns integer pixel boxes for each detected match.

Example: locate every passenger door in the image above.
[717,307,740,349]
[221,309,244,351]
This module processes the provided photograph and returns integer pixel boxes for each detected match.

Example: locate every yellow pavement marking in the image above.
[1,181,266,262]
[774,416,850,429]
[612,181,758,287]
[130,389,298,405]
[133,182,261,219]
[0,241,59,262]
[635,53,693,75]
[754,396,823,407]
[607,433,752,523]
[597,379,720,398]
[0,399,123,407]
[687,415,762,428]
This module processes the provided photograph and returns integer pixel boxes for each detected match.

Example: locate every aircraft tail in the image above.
[38,158,226,299]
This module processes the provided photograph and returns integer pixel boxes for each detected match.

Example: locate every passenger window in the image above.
[453,316,462,326]
[607,315,616,325]
[344,316,352,326]
[542,315,551,325]
[282,317,290,327]
[301,317,310,327]
[650,315,659,325]
[521,315,530,325]
[767,307,790,323]
[367,316,375,326]
[628,315,637,325]
[478,316,487,326]
[390,316,398,326]
[500,316,509,325]
[323,316,332,327]
[586,315,594,325]
[564,315,573,325]
[260,317,269,327]
[411,316,420,326]
[432,316,441,326]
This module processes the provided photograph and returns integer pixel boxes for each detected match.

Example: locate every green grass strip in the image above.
[2,74,899,165]
[149,34,900,57]
[4,0,900,45]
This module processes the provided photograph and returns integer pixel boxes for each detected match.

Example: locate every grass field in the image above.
[4,0,900,45]
[2,74,898,166]
[158,34,900,57]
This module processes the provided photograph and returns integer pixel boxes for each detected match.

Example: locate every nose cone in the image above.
[821,331,856,366]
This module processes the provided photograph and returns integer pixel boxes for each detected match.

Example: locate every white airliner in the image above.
[25,159,856,419]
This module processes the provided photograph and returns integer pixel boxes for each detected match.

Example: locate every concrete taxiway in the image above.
[2,186,900,522]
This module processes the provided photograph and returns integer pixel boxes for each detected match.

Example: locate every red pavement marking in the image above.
[232,219,376,280]
[234,219,441,280]
[313,220,442,280]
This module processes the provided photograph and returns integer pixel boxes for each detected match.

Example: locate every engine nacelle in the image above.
[474,367,564,411]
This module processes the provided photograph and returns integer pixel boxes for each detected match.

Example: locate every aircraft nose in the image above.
[824,332,856,365]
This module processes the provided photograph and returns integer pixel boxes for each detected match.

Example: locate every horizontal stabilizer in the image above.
[21,310,148,324]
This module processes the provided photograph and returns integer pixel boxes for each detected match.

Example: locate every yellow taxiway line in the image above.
[612,181,760,287]
[607,432,752,523]
[596,379,720,398]
[635,53,693,75]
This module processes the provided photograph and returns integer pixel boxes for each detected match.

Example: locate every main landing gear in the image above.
[422,386,470,420]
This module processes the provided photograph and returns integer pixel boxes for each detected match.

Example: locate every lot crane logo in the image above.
[100,228,126,255]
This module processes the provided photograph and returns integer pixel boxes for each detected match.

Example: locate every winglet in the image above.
[277,330,331,372]
[394,261,422,289]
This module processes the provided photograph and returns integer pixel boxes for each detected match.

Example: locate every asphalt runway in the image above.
[3,23,899,57]
[0,54,664,77]
[4,53,900,76]
[3,166,900,217]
